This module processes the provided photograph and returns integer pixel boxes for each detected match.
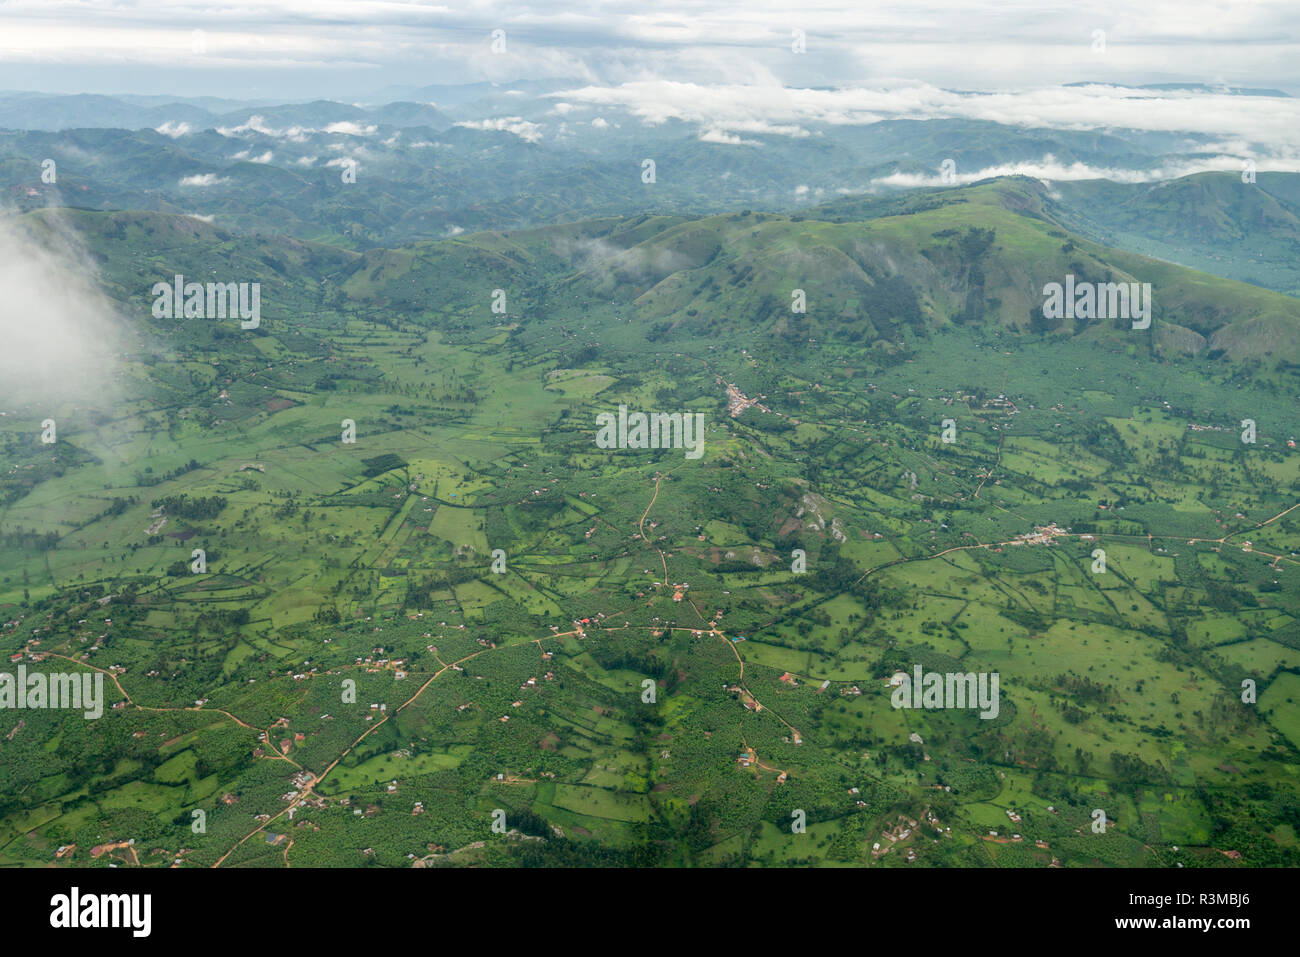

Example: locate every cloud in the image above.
[554,80,1300,161]
[155,120,192,137]
[699,128,759,146]
[555,234,697,285]
[871,153,1299,188]
[218,115,279,137]
[453,116,543,143]
[322,121,376,136]
[216,116,375,142]
[0,209,125,408]
[1,1,1297,100]
[178,173,228,186]
[226,149,275,163]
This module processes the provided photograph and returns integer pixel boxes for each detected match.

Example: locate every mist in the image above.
[0,208,127,411]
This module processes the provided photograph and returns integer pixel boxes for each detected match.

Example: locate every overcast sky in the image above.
[0,0,1296,100]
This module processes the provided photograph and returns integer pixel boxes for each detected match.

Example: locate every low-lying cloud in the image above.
[453,116,544,143]
[0,209,126,408]
[155,120,193,138]
[554,81,1300,163]
[871,154,1294,188]
[179,173,228,186]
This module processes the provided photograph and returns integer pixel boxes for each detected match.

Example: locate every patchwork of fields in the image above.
[1,201,1298,868]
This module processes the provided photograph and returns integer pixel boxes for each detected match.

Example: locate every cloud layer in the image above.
[0,1,1295,98]
[554,81,1300,158]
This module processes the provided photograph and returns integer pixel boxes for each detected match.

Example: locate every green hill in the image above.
[56,177,1300,367]
[334,177,1300,363]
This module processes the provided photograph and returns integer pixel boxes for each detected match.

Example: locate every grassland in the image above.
[1,187,1298,867]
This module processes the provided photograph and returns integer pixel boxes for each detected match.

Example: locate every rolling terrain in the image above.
[1,178,1298,867]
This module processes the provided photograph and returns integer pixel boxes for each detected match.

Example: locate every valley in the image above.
[1,181,1297,867]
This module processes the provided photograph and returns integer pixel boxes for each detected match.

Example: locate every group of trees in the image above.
[150,493,227,520]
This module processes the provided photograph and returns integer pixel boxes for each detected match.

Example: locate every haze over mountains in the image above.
[4,82,1300,298]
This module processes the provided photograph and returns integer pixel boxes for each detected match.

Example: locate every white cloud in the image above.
[216,116,375,143]
[453,116,544,143]
[872,153,1300,188]
[699,128,759,146]
[178,173,228,186]
[218,114,278,137]
[155,120,192,137]
[0,208,125,407]
[555,80,1300,159]
[1,1,1297,98]
[323,121,377,136]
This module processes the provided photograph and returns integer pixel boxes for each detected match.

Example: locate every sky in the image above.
[0,0,1295,100]
[2,1,1298,176]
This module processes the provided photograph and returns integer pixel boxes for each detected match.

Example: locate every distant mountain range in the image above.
[3,84,1299,300]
